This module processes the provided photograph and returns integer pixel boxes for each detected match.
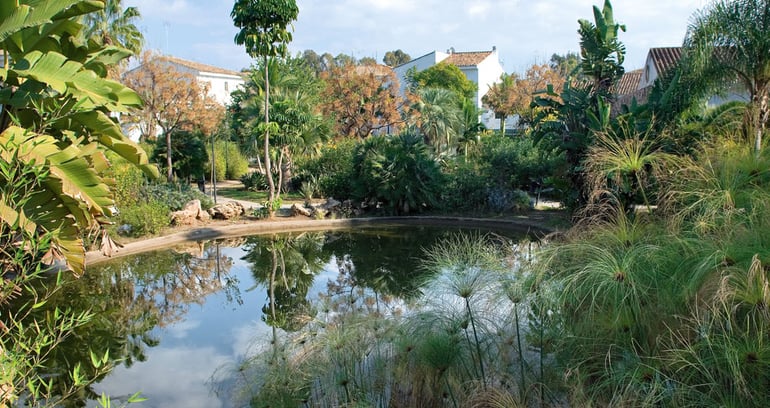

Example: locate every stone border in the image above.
[86,216,555,266]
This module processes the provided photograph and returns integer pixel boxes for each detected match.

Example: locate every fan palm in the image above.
[684,0,770,155]
[411,87,462,154]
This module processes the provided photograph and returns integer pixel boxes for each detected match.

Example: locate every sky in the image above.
[125,0,711,74]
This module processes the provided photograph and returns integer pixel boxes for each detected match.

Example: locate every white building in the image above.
[394,47,505,130]
[156,55,245,106]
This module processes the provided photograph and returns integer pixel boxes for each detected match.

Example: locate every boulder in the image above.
[321,197,341,211]
[291,203,311,217]
[208,201,245,220]
[170,200,204,226]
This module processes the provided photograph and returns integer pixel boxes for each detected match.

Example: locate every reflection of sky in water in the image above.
[93,245,340,407]
[90,228,528,407]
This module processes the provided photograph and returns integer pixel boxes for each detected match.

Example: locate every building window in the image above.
[224,82,229,92]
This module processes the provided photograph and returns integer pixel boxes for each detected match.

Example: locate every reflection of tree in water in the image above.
[322,227,447,300]
[242,232,326,332]
[13,242,237,406]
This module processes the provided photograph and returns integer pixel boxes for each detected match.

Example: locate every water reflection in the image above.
[20,226,528,406]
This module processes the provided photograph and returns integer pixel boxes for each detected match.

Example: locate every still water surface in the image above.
[68,226,530,407]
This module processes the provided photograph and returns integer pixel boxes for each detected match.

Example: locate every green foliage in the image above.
[441,161,490,212]
[529,141,770,404]
[141,182,213,211]
[410,63,477,100]
[115,200,169,237]
[231,0,299,60]
[683,0,770,154]
[577,0,626,94]
[295,139,357,199]
[0,159,110,406]
[0,0,158,275]
[241,171,268,191]
[151,130,209,182]
[351,133,444,214]
[211,140,249,180]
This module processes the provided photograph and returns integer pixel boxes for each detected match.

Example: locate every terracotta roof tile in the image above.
[158,55,243,77]
[444,51,493,67]
[649,47,682,77]
[613,68,643,95]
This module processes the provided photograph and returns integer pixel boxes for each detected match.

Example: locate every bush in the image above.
[116,200,169,236]
[295,139,356,199]
[151,130,209,181]
[351,133,443,214]
[211,140,249,180]
[241,171,268,191]
[486,187,530,213]
[141,182,213,211]
[441,161,490,212]
[480,134,563,191]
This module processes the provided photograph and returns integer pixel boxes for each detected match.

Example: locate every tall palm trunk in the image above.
[264,57,276,216]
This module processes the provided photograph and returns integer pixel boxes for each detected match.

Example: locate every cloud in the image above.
[96,346,231,407]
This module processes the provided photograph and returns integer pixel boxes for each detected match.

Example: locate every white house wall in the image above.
[393,51,449,95]
[197,72,244,106]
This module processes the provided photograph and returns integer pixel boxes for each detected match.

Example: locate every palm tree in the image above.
[684,0,770,155]
[411,87,462,153]
[82,0,144,56]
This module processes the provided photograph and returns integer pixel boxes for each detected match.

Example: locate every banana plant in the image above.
[0,0,158,275]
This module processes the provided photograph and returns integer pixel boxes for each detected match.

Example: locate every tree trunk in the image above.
[165,131,173,182]
[264,58,276,217]
[499,115,506,137]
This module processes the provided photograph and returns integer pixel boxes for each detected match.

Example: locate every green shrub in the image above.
[351,133,443,214]
[117,200,169,236]
[241,171,268,191]
[480,134,563,190]
[141,182,213,211]
[211,140,249,180]
[151,130,209,181]
[441,161,490,212]
[295,139,356,199]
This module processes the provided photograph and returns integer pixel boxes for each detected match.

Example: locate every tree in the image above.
[0,0,157,275]
[483,73,518,136]
[684,0,770,155]
[81,0,144,61]
[549,51,581,77]
[578,0,626,95]
[484,65,566,136]
[410,63,477,100]
[232,0,299,217]
[383,49,411,67]
[531,0,626,209]
[358,56,377,66]
[320,64,405,138]
[123,52,224,182]
[411,87,463,153]
[232,57,329,191]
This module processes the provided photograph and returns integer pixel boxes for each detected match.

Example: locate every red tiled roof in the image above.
[613,68,643,95]
[158,55,243,77]
[444,51,493,67]
[648,47,681,77]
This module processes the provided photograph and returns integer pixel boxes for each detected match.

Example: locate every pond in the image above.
[36,225,536,407]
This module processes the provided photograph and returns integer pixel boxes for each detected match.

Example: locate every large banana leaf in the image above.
[0,126,117,275]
